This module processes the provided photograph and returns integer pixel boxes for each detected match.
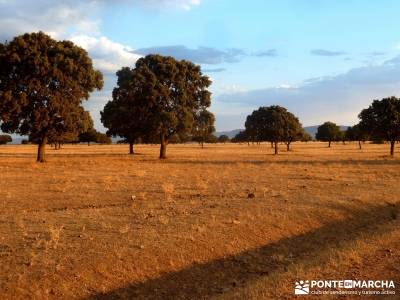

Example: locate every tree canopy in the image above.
[101,67,153,154]
[48,108,94,149]
[345,124,369,149]
[0,32,103,162]
[315,122,341,147]
[217,134,230,143]
[359,96,400,156]
[78,128,112,145]
[245,105,303,154]
[232,130,249,143]
[192,109,215,148]
[102,54,212,158]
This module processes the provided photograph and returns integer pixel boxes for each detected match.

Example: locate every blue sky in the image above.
[1,0,400,131]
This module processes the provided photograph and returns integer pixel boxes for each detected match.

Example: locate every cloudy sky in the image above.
[1,0,400,131]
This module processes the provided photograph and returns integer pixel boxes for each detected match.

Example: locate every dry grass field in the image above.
[0,142,399,299]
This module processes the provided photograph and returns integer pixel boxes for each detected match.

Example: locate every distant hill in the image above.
[304,125,349,138]
[215,129,243,138]
[216,125,350,140]
[2,125,350,144]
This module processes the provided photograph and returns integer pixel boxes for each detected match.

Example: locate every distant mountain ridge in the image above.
[216,125,350,139]
[215,129,243,138]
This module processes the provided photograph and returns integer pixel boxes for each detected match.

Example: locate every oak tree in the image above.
[217,134,230,143]
[192,109,215,148]
[107,55,212,159]
[245,106,302,154]
[101,67,152,154]
[316,122,341,147]
[0,32,103,162]
[345,124,368,150]
[359,96,400,156]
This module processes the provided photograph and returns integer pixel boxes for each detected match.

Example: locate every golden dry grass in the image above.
[0,142,399,299]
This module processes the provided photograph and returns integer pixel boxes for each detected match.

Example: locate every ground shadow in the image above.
[85,202,399,300]
[0,153,146,158]
[155,158,400,166]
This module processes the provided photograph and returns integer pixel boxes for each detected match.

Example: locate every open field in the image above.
[0,142,399,299]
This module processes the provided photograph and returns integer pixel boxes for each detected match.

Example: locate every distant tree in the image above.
[168,134,181,144]
[282,113,303,151]
[231,130,249,144]
[316,122,341,147]
[113,55,212,159]
[79,128,99,145]
[101,67,152,155]
[0,134,12,145]
[301,130,313,142]
[245,106,302,154]
[192,110,215,148]
[0,32,103,162]
[21,139,30,145]
[337,130,346,144]
[96,132,112,144]
[206,134,218,143]
[345,124,369,150]
[359,96,400,156]
[48,109,94,150]
[217,134,230,143]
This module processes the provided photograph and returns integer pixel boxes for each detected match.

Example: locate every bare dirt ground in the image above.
[0,142,399,299]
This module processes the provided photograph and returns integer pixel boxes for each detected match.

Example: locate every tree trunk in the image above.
[129,142,134,155]
[88,142,90,146]
[328,141,331,148]
[274,141,278,155]
[37,137,47,163]
[358,140,362,150]
[201,140,204,149]
[286,142,290,151]
[160,134,168,159]
[390,140,395,156]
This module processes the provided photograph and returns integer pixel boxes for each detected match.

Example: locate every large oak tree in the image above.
[103,55,212,159]
[0,32,103,162]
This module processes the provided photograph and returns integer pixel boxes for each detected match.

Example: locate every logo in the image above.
[294,279,396,296]
[295,280,310,295]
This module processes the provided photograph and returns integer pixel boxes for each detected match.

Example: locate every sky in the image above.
[1,0,400,131]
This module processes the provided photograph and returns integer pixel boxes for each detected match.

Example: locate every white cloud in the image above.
[132,0,201,10]
[0,1,100,40]
[70,35,141,74]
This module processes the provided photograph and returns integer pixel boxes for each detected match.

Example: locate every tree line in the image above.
[232,96,400,156]
[0,32,214,161]
[0,32,399,161]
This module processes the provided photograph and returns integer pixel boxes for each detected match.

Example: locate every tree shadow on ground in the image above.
[85,202,399,300]
[154,158,400,166]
